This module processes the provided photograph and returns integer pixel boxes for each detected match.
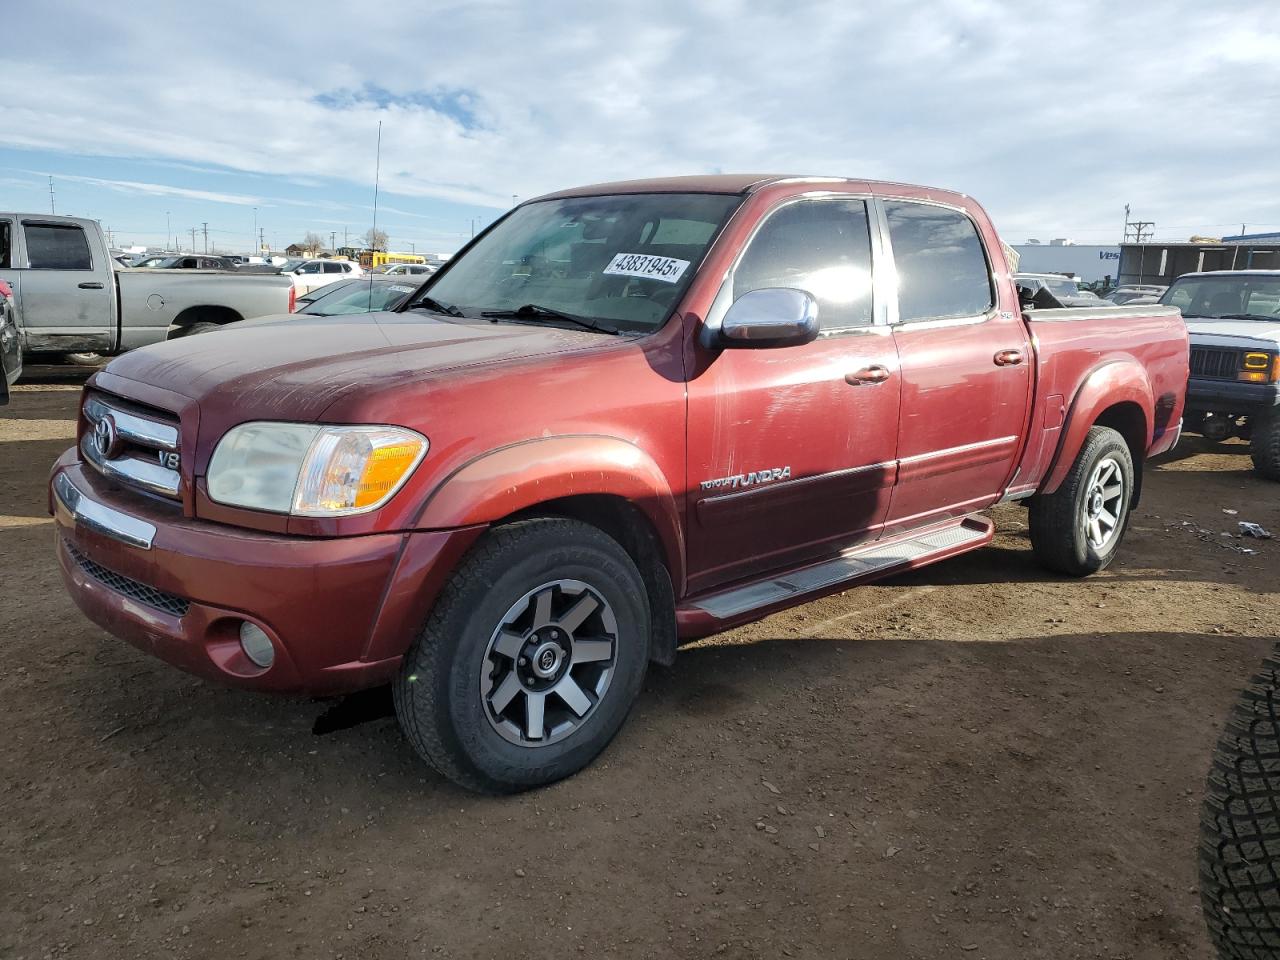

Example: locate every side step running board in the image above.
[676,516,993,637]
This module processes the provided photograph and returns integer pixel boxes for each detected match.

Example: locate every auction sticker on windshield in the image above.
[603,253,691,284]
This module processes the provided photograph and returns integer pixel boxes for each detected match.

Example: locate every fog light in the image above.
[238,621,275,668]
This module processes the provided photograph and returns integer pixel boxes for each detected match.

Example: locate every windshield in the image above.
[420,192,741,332]
[301,279,418,316]
[1039,277,1080,297]
[1161,275,1280,319]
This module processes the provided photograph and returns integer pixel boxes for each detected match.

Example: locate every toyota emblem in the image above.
[93,416,121,460]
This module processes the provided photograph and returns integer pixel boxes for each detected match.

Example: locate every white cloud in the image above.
[47,173,265,206]
[3,0,1280,240]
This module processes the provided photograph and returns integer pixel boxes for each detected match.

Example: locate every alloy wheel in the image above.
[479,579,618,747]
[1082,456,1125,550]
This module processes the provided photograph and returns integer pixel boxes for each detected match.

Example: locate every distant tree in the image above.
[302,231,325,256]
[364,227,389,252]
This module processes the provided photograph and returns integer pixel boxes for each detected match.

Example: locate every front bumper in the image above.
[1185,377,1280,415]
[51,451,482,695]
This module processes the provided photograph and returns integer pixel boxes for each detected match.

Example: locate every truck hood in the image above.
[100,311,612,420]
[1184,316,1280,349]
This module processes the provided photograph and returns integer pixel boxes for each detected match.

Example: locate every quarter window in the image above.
[24,223,92,270]
[728,199,875,331]
[883,201,992,322]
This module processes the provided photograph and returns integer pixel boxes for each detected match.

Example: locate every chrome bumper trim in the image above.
[53,472,156,550]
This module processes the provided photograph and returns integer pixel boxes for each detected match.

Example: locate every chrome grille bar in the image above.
[84,396,179,451]
[80,434,181,498]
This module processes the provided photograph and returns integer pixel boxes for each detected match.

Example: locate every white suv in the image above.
[286,259,363,295]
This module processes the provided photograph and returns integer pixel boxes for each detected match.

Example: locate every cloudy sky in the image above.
[4,0,1278,253]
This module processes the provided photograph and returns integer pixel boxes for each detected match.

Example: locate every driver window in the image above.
[721,199,874,331]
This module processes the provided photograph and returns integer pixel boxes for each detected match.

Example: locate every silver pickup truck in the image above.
[0,213,294,363]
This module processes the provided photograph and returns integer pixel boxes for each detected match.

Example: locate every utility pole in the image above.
[410,241,415,254]
[190,227,197,252]
[1121,205,1153,243]
[330,231,337,252]
[201,222,209,254]
[48,176,56,214]
[259,227,266,256]
[343,226,349,248]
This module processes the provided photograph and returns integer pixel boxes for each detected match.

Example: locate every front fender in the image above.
[1042,360,1154,494]
[416,435,685,590]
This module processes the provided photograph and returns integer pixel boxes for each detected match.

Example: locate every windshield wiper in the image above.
[1216,313,1277,322]
[481,303,619,335]
[412,296,466,318]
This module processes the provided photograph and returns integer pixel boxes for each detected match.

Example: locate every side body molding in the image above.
[415,435,686,591]
[1040,360,1154,495]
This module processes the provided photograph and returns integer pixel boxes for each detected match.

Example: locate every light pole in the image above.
[253,206,258,256]
[166,211,171,251]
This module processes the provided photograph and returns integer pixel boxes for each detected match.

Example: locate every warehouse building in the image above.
[1117,233,1280,286]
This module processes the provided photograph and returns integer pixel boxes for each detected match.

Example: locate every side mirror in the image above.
[710,287,820,349]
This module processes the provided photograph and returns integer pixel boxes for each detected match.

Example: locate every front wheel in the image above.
[1251,417,1280,481]
[1029,426,1135,576]
[393,518,651,794]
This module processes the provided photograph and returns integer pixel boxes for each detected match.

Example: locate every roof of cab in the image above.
[532,174,811,201]
[529,174,973,207]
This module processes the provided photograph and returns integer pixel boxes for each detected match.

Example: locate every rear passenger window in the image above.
[0,221,11,268]
[883,201,992,322]
[323,262,342,274]
[24,223,92,270]
[730,199,874,331]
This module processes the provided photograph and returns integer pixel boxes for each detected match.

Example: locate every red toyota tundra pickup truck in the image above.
[50,175,1188,793]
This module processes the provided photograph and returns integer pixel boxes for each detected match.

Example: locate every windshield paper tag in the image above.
[603,253,691,284]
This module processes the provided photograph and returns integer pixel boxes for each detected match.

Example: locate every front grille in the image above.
[81,392,183,500]
[66,540,190,617]
[1190,346,1239,380]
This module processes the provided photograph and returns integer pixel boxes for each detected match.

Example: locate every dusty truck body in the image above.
[0,213,295,361]
[49,175,1188,792]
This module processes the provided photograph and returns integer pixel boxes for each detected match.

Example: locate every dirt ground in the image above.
[2,374,1277,960]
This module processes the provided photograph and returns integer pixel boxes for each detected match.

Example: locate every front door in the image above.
[878,198,1032,531]
[9,220,116,352]
[686,196,901,594]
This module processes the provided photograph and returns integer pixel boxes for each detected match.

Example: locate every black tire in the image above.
[65,352,107,366]
[1028,425,1135,576]
[1250,417,1280,482]
[170,321,221,339]
[1200,646,1280,958]
[393,518,650,794]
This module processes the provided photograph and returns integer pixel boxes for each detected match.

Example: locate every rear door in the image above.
[878,197,1032,531]
[12,220,116,353]
[686,195,901,593]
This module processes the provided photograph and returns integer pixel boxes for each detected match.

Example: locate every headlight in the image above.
[207,422,428,516]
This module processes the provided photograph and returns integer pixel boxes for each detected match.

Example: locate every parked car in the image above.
[282,258,364,295]
[141,254,243,271]
[1014,273,1115,309]
[293,275,423,316]
[1106,284,1167,305]
[1165,270,1280,478]
[0,278,20,401]
[49,175,1187,793]
[129,254,173,269]
[0,214,295,363]
[372,262,434,276]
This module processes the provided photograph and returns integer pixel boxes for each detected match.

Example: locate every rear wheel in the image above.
[1029,426,1135,576]
[1250,416,1280,481]
[170,321,221,339]
[393,518,650,794]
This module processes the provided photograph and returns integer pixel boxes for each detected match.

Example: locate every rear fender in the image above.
[1041,361,1153,494]
[416,436,685,591]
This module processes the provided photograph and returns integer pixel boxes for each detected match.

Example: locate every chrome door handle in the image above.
[846,364,891,385]
[78,281,105,290]
[994,349,1024,366]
